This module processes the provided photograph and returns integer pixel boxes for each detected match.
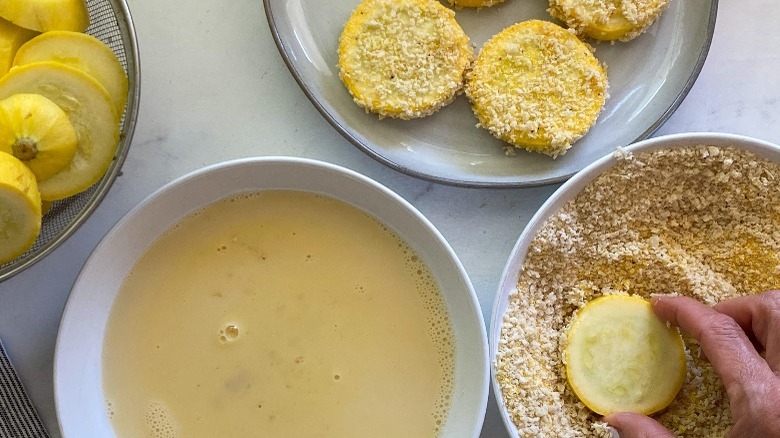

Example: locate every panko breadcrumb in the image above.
[338,0,473,120]
[496,145,780,437]
[549,0,671,42]
[466,20,607,158]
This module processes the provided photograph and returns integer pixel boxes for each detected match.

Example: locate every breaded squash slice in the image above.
[549,0,671,42]
[466,20,607,157]
[338,0,473,119]
[445,0,506,9]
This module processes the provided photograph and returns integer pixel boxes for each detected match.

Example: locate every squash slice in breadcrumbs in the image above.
[564,295,686,416]
[338,0,473,120]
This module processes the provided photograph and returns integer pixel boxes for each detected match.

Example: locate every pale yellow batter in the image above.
[102,190,455,438]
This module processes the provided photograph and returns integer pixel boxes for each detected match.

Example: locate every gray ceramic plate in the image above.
[264,0,718,187]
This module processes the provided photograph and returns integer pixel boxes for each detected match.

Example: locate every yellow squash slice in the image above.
[0,93,78,181]
[41,199,51,215]
[0,16,36,76]
[0,151,41,264]
[466,20,607,157]
[14,31,128,115]
[0,62,119,201]
[0,0,89,33]
[549,0,671,42]
[338,0,473,119]
[564,295,686,415]
[582,11,635,41]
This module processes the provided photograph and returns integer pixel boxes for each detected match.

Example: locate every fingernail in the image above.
[607,426,621,438]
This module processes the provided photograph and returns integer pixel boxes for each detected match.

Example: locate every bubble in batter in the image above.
[145,401,178,438]
[218,323,240,343]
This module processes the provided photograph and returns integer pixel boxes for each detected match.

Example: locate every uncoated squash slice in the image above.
[0,93,78,181]
[0,0,89,33]
[15,31,129,115]
[0,62,119,200]
[564,295,686,415]
[0,17,36,76]
[0,151,41,264]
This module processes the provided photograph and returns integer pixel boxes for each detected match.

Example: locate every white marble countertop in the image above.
[1,0,779,436]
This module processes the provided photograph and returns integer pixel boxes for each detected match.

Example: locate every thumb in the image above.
[604,412,676,438]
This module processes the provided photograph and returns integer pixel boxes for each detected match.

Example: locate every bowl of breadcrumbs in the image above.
[490,132,780,437]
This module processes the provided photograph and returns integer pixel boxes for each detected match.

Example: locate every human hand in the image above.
[604,291,780,438]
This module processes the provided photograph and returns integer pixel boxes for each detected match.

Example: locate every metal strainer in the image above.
[0,0,140,282]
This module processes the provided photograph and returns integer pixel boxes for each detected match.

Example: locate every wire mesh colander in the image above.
[0,0,140,282]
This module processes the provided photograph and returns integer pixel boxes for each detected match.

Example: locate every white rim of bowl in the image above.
[54,156,490,437]
[488,132,780,435]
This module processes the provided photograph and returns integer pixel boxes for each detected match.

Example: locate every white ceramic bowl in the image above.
[489,132,780,435]
[54,157,489,437]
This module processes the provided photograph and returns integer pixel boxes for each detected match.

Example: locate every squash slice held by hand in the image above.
[564,295,686,416]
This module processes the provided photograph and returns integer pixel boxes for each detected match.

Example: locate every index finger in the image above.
[651,295,772,396]
[714,291,780,371]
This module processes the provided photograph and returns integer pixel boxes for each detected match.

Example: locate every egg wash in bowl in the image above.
[102,190,454,437]
[55,158,488,438]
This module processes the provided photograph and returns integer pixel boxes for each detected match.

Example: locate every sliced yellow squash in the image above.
[41,199,52,215]
[0,151,41,264]
[0,62,119,201]
[0,0,89,33]
[0,93,78,181]
[14,31,128,115]
[0,16,36,76]
[564,295,686,415]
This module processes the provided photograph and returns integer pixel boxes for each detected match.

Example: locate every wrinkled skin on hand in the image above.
[605,290,780,438]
